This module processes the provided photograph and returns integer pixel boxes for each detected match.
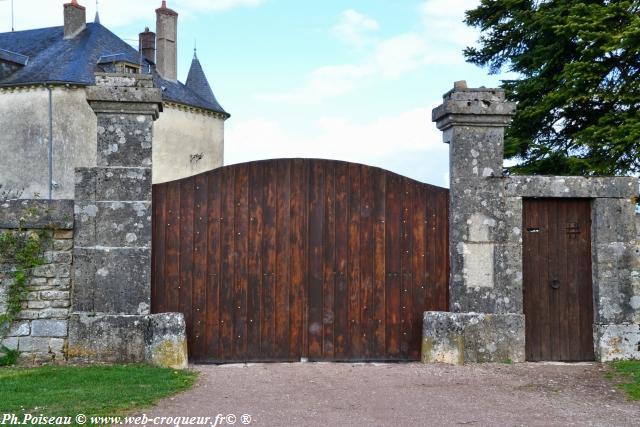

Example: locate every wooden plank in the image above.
[333,162,350,359]
[247,163,263,359]
[307,160,324,359]
[410,183,426,359]
[556,200,570,360]
[219,168,235,360]
[289,159,306,359]
[399,179,413,358]
[275,160,292,359]
[372,170,386,358]
[205,171,222,361]
[385,174,401,357]
[179,179,195,356]
[322,161,336,359]
[423,188,435,311]
[360,166,374,358]
[234,165,249,360]
[319,162,336,359]
[164,182,181,315]
[347,164,362,358]
[191,174,209,360]
[262,161,277,359]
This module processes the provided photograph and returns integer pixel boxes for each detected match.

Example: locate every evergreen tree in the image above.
[464,0,640,175]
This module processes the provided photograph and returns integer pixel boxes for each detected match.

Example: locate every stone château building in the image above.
[0,0,229,199]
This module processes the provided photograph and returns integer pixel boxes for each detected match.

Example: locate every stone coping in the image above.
[0,200,74,230]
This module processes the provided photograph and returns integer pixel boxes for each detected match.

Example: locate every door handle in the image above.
[550,279,560,290]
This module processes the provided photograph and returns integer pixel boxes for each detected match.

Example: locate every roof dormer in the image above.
[0,48,28,80]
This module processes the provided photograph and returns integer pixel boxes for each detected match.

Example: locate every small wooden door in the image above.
[523,198,594,362]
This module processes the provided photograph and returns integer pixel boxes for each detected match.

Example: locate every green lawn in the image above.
[608,360,640,400]
[0,365,197,423]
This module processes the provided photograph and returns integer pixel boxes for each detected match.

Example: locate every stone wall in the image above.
[0,199,74,364]
[66,73,188,369]
[423,81,640,364]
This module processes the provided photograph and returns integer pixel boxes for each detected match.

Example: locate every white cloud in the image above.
[225,106,447,183]
[332,9,379,49]
[260,2,478,104]
[258,64,373,104]
[0,0,264,32]
[179,0,264,12]
[419,0,480,47]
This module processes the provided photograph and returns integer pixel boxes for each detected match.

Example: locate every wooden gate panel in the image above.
[153,159,449,362]
[523,198,594,362]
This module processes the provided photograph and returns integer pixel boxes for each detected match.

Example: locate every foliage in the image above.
[464,0,640,175]
[608,360,640,400]
[0,347,18,367]
[0,365,197,424]
[0,227,48,366]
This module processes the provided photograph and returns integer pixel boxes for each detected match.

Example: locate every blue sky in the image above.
[0,0,509,187]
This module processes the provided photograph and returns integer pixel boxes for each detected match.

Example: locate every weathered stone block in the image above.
[51,300,71,308]
[18,337,57,353]
[27,301,50,309]
[76,167,151,202]
[505,176,639,199]
[14,310,39,320]
[72,248,151,314]
[32,264,56,278]
[37,309,69,319]
[45,251,72,264]
[40,290,70,301]
[0,200,74,230]
[31,319,68,337]
[449,242,522,314]
[593,198,637,244]
[49,278,71,290]
[67,314,147,363]
[53,230,74,239]
[95,114,154,168]
[7,321,30,337]
[422,312,525,364]
[592,242,638,324]
[594,323,640,362]
[53,239,73,251]
[1,337,19,350]
[146,313,189,370]
[74,201,151,248]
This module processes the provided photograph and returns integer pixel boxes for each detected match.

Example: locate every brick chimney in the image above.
[155,1,178,80]
[139,27,157,64]
[64,0,86,39]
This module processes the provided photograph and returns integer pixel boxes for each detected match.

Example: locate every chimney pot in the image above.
[64,1,86,39]
[139,27,157,65]
[156,1,178,80]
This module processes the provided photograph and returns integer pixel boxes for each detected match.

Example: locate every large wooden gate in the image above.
[523,198,594,361]
[152,159,449,362]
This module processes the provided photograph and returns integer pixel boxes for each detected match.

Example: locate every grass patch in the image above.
[608,360,640,400]
[0,365,197,422]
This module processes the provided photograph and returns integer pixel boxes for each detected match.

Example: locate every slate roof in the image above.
[186,52,221,109]
[0,23,228,117]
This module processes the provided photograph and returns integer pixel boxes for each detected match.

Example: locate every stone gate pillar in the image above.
[422,82,526,364]
[67,73,187,368]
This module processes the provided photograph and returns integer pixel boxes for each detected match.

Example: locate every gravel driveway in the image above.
[131,362,638,427]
